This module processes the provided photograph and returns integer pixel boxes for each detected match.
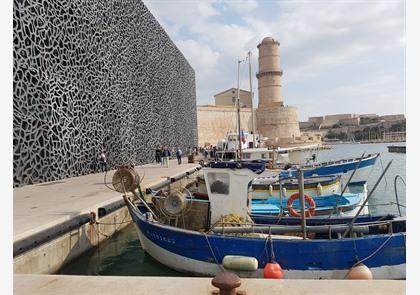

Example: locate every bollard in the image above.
[211,271,242,295]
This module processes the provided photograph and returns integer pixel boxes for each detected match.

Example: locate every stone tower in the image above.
[256,37,300,145]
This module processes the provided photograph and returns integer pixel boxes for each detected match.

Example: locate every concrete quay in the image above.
[13,158,201,273]
[14,274,405,295]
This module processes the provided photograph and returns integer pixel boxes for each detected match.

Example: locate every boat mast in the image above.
[236,59,242,160]
[248,51,256,148]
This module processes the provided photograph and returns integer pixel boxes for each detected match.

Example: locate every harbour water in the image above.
[59,142,406,276]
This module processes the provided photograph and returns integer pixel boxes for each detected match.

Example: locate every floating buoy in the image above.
[263,261,284,279]
[345,263,373,280]
[222,255,258,272]
[316,183,323,196]
[282,187,287,197]
[269,184,273,196]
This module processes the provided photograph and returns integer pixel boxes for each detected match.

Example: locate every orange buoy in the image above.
[263,262,284,279]
[345,263,373,280]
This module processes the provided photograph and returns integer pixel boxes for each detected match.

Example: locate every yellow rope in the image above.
[213,214,253,227]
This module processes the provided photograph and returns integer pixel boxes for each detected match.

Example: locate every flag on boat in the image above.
[240,130,246,143]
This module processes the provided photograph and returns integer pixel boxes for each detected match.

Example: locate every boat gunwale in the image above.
[128,198,405,243]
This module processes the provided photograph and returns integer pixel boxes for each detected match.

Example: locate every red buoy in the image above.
[263,262,284,279]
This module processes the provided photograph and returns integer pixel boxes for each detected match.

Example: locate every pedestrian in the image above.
[176,148,182,165]
[162,146,171,168]
[98,150,107,172]
[160,146,164,166]
[155,148,162,164]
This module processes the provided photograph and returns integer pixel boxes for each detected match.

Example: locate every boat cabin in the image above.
[216,148,290,167]
[203,161,266,225]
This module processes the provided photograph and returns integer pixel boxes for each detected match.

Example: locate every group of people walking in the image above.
[97,145,194,174]
[155,146,185,167]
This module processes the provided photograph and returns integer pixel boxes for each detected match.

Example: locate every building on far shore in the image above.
[214,88,252,107]
[338,117,360,126]
[322,114,355,127]
[379,114,405,121]
[300,113,405,131]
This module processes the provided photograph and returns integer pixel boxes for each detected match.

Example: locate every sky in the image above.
[143,0,405,121]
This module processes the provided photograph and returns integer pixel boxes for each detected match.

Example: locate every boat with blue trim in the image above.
[114,162,405,279]
[251,192,363,217]
[193,173,341,200]
[282,153,380,185]
[251,174,341,199]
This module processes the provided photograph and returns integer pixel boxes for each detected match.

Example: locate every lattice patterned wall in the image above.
[13,0,197,187]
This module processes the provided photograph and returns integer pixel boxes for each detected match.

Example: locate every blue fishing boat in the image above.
[283,153,379,185]
[115,162,405,279]
[251,174,341,199]
[251,192,363,217]
[192,174,341,200]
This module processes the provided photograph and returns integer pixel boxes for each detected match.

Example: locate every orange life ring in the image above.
[286,193,316,217]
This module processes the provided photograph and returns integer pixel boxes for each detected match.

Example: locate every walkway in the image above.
[13,158,200,243]
[14,274,405,295]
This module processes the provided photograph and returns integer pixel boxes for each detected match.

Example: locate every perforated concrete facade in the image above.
[13,0,197,186]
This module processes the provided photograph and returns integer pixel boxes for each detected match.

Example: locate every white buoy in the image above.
[282,187,287,197]
[316,183,323,196]
[222,255,258,272]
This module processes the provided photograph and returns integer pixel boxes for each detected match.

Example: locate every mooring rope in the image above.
[379,155,388,187]
[349,234,394,271]
[394,175,406,217]
[91,206,131,238]
[202,232,224,271]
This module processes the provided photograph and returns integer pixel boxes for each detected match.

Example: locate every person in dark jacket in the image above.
[176,148,182,165]
[155,149,162,164]
[98,150,107,172]
[162,146,171,168]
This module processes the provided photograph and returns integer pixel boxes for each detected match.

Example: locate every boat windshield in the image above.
[207,172,230,195]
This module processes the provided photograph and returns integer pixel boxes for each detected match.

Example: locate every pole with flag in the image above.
[240,129,246,146]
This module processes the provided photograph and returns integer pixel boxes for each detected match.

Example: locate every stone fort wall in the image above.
[197,106,254,146]
[13,0,197,186]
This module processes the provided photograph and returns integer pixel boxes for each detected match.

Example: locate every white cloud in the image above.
[142,0,405,117]
[175,39,221,69]
[225,0,258,14]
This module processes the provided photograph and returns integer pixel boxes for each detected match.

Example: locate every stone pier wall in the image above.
[13,0,197,186]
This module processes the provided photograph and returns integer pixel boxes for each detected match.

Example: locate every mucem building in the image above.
[13,0,198,187]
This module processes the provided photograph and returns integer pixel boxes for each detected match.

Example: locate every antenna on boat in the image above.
[298,169,307,240]
[236,58,245,160]
[248,50,256,148]
[330,152,366,217]
[342,160,393,238]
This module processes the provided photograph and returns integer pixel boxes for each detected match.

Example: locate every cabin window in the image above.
[261,153,266,159]
[269,153,273,159]
[242,153,251,159]
[207,172,230,195]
